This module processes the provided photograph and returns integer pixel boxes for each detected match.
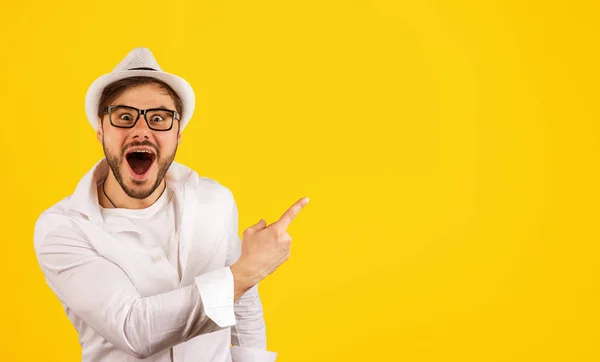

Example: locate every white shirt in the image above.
[100,187,181,277]
[33,159,278,362]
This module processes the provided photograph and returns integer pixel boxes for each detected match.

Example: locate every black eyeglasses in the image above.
[104,105,180,131]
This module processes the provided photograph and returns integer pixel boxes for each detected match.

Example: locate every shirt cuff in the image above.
[194,267,236,328]
[231,346,278,362]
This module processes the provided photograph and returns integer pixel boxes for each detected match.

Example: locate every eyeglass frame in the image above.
[103,105,180,131]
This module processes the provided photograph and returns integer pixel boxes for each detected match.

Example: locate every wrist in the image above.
[230,260,255,300]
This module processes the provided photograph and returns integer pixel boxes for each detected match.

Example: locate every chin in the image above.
[122,175,160,200]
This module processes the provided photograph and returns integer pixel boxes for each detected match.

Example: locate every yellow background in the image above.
[1,0,599,361]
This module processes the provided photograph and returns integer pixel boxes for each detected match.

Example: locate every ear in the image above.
[177,130,182,145]
[96,119,103,143]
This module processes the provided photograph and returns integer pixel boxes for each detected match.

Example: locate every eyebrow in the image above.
[116,104,173,110]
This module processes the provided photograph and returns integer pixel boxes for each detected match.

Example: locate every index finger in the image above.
[276,197,310,229]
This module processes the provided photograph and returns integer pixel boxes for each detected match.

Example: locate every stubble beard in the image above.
[103,142,177,200]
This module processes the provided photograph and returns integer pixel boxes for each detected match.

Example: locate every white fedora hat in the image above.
[84,47,195,132]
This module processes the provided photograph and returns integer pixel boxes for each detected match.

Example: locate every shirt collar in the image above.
[68,158,195,225]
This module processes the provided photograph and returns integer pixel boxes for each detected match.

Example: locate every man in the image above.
[33,48,309,362]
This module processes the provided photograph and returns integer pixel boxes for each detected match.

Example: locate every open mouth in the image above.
[125,149,156,178]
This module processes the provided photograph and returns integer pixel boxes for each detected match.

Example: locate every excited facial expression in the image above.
[97,82,181,200]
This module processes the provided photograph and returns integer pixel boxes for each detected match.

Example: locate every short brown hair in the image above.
[97,76,183,120]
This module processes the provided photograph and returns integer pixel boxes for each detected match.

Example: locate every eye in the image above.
[151,115,165,123]
[120,114,133,121]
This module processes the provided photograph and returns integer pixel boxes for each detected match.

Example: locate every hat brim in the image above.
[85,70,195,132]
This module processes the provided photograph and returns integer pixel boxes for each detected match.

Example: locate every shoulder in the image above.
[196,176,235,202]
[33,197,86,250]
[177,167,235,208]
[169,161,235,204]
[179,173,239,229]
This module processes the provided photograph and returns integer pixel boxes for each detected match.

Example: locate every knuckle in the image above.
[274,227,285,239]
[288,210,297,220]
[279,241,289,251]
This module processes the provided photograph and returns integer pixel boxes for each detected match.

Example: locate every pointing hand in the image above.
[231,197,310,299]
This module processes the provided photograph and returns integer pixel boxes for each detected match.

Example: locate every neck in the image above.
[98,171,165,210]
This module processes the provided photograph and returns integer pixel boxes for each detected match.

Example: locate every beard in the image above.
[103,140,177,200]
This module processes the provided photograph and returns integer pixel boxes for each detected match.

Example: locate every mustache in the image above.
[121,140,160,157]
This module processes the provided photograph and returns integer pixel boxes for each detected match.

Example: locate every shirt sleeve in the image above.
[231,345,278,362]
[230,284,278,362]
[225,194,278,362]
[34,216,235,360]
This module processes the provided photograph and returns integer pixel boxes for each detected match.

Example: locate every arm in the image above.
[226,197,278,362]
[230,284,277,362]
[34,217,235,360]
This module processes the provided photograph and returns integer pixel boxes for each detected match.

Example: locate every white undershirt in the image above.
[100,187,180,276]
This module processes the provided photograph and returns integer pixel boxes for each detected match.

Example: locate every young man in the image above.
[33,48,309,362]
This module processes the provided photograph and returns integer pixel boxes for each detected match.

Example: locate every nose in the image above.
[131,113,152,139]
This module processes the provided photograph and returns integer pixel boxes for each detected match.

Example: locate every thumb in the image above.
[247,218,267,233]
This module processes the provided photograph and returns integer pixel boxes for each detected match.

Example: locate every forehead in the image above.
[112,83,176,109]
